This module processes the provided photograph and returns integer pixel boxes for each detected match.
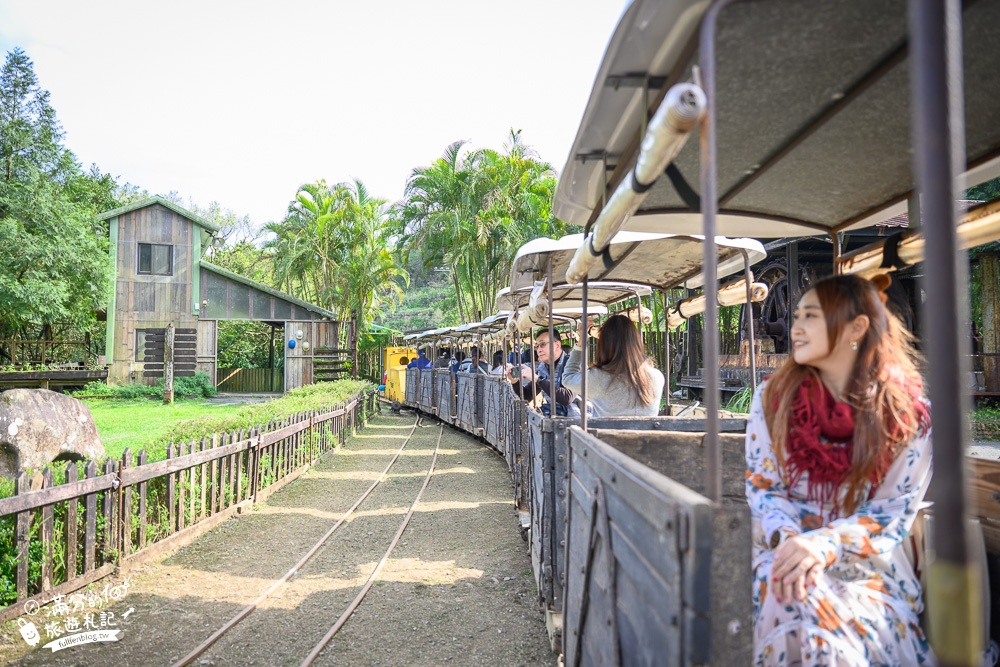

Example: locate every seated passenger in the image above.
[562,314,664,417]
[433,348,451,369]
[489,350,506,376]
[508,329,580,418]
[746,274,933,665]
[406,348,432,369]
[450,350,466,375]
[458,346,489,374]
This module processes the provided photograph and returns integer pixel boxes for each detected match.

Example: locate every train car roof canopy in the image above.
[554,0,1000,237]
[508,232,765,292]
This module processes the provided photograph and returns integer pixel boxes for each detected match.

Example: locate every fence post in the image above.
[40,469,54,592]
[65,463,78,581]
[120,449,131,562]
[137,451,147,550]
[14,472,29,601]
[164,323,175,405]
[83,462,97,574]
[102,460,117,563]
[251,428,260,502]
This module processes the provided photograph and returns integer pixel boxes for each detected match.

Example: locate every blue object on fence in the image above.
[288,339,296,349]
[378,384,386,392]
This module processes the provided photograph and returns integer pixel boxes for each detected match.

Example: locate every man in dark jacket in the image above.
[508,330,580,418]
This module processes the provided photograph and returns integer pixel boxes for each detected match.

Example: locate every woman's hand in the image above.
[771,536,826,602]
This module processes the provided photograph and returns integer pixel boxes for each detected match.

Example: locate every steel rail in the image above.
[171,416,423,667]
[301,424,444,666]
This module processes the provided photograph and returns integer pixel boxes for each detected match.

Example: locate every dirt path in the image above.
[1,412,555,666]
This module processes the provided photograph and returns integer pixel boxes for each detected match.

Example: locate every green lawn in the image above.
[84,398,246,462]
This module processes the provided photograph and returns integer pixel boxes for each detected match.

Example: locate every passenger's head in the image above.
[765,274,926,512]
[417,348,427,357]
[533,329,562,365]
[593,315,655,405]
[492,351,503,367]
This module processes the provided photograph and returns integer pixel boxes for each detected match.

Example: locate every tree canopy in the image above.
[263,179,406,327]
[390,131,571,324]
[0,48,126,349]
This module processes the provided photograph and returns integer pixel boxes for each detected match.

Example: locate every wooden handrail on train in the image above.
[838,199,1000,276]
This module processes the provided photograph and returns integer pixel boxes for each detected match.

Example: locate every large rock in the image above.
[0,389,105,478]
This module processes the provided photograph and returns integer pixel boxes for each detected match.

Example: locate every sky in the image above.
[0,0,627,230]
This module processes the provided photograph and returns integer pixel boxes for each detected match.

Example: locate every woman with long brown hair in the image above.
[562,314,665,416]
[746,274,933,665]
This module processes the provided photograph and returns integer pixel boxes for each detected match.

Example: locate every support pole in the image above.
[663,289,671,410]
[741,250,757,394]
[581,280,589,431]
[700,1,728,504]
[268,325,276,393]
[908,1,980,665]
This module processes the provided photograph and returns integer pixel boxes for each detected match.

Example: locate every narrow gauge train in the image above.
[401,0,1000,665]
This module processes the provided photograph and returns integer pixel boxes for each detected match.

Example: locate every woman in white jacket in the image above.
[562,314,664,417]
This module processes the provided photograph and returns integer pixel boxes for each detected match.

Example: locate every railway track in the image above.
[172,415,444,667]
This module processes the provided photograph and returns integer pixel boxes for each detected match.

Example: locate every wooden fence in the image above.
[216,367,284,393]
[0,390,379,622]
[0,340,91,367]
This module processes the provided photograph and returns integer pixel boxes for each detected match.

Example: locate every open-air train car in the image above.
[403,228,769,663]
[404,0,1000,664]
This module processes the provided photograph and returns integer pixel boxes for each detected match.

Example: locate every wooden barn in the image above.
[99,196,354,392]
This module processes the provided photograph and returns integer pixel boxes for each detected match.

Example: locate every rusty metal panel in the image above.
[564,427,714,667]
[404,368,419,407]
[419,369,436,413]
[456,372,482,433]
[435,370,455,422]
[482,376,503,447]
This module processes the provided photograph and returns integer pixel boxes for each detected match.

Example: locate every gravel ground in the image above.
[970,442,1000,460]
[0,411,555,667]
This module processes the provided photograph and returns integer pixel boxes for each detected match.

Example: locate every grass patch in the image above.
[86,398,246,461]
[85,379,375,464]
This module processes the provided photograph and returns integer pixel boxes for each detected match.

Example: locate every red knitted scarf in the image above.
[784,374,859,509]
[782,372,929,512]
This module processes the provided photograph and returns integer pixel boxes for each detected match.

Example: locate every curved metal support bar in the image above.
[566,83,707,284]
[740,248,757,395]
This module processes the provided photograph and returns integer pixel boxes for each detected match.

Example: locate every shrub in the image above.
[73,371,217,399]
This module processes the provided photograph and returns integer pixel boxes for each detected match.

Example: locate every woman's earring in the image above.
[850,340,859,351]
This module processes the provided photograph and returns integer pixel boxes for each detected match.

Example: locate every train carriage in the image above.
[398,0,1000,664]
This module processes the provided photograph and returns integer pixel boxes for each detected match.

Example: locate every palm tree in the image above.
[265,179,407,328]
[392,131,567,323]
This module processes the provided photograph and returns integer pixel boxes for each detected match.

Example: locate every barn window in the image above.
[138,243,173,276]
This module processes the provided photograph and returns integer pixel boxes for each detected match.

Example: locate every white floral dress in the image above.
[746,382,935,666]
